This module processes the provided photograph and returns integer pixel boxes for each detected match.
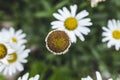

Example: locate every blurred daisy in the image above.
[1,27,27,46]
[91,0,105,7]
[51,4,92,43]
[0,41,14,64]
[81,71,113,80]
[18,72,40,80]
[81,76,93,80]
[45,30,71,55]
[0,45,30,76]
[102,19,120,51]
[116,75,120,80]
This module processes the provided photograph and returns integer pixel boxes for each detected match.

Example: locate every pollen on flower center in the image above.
[46,30,71,54]
[12,37,17,43]
[64,17,78,30]
[8,53,17,63]
[112,30,120,39]
[0,44,7,59]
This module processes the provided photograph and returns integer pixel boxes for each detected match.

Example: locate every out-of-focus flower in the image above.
[45,30,71,55]
[51,4,92,43]
[0,41,14,64]
[0,27,30,76]
[18,72,40,80]
[81,76,93,80]
[0,45,30,76]
[102,19,120,51]
[116,75,120,80]
[81,71,113,80]
[91,0,105,7]
[1,27,27,46]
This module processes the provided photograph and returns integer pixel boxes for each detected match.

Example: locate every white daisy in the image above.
[102,19,120,51]
[0,45,30,76]
[81,71,113,80]
[81,76,93,80]
[18,72,40,80]
[1,27,27,46]
[91,0,105,7]
[0,41,14,65]
[51,4,92,43]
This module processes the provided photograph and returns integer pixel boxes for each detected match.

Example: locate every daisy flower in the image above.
[51,4,92,43]
[81,71,113,80]
[45,30,71,55]
[18,72,40,80]
[0,41,14,64]
[102,19,120,51]
[0,45,30,76]
[90,0,105,7]
[1,27,27,46]
[81,76,93,80]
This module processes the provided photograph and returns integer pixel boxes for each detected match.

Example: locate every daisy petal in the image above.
[76,10,89,20]
[67,31,76,43]
[70,4,77,17]
[53,13,64,21]
[75,31,85,41]
[62,7,71,17]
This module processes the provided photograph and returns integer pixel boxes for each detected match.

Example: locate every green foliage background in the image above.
[0,0,120,80]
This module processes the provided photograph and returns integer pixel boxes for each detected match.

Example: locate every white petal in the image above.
[19,51,29,58]
[0,65,5,72]
[33,75,40,80]
[62,7,71,17]
[78,18,92,26]
[52,26,60,29]
[115,43,120,51]
[8,65,15,75]
[9,27,15,35]
[107,41,113,48]
[53,13,64,21]
[20,59,27,63]
[75,30,85,41]
[117,20,120,29]
[67,31,76,43]
[18,77,22,80]
[22,73,29,80]
[102,27,110,32]
[18,33,26,39]
[16,29,22,36]
[70,4,77,17]
[76,10,89,20]
[96,71,102,80]
[102,32,111,37]
[58,9,67,18]
[108,78,113,80]
[108,20,116,30]
[29,77,33,80]
[3,67,9,75]
[77,27,90,35]
[112,19,118,28]
[16,63,24,71]
[102,37,110,42]
[81,76,93,80]
[51,21,63,26]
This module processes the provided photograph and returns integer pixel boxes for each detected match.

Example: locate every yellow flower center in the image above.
[8,53,17,63]
[12,37,17,43]
[46,30,70,54]
[112,30,120,40]
[0,44,7,59]
[64,17,78,30]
